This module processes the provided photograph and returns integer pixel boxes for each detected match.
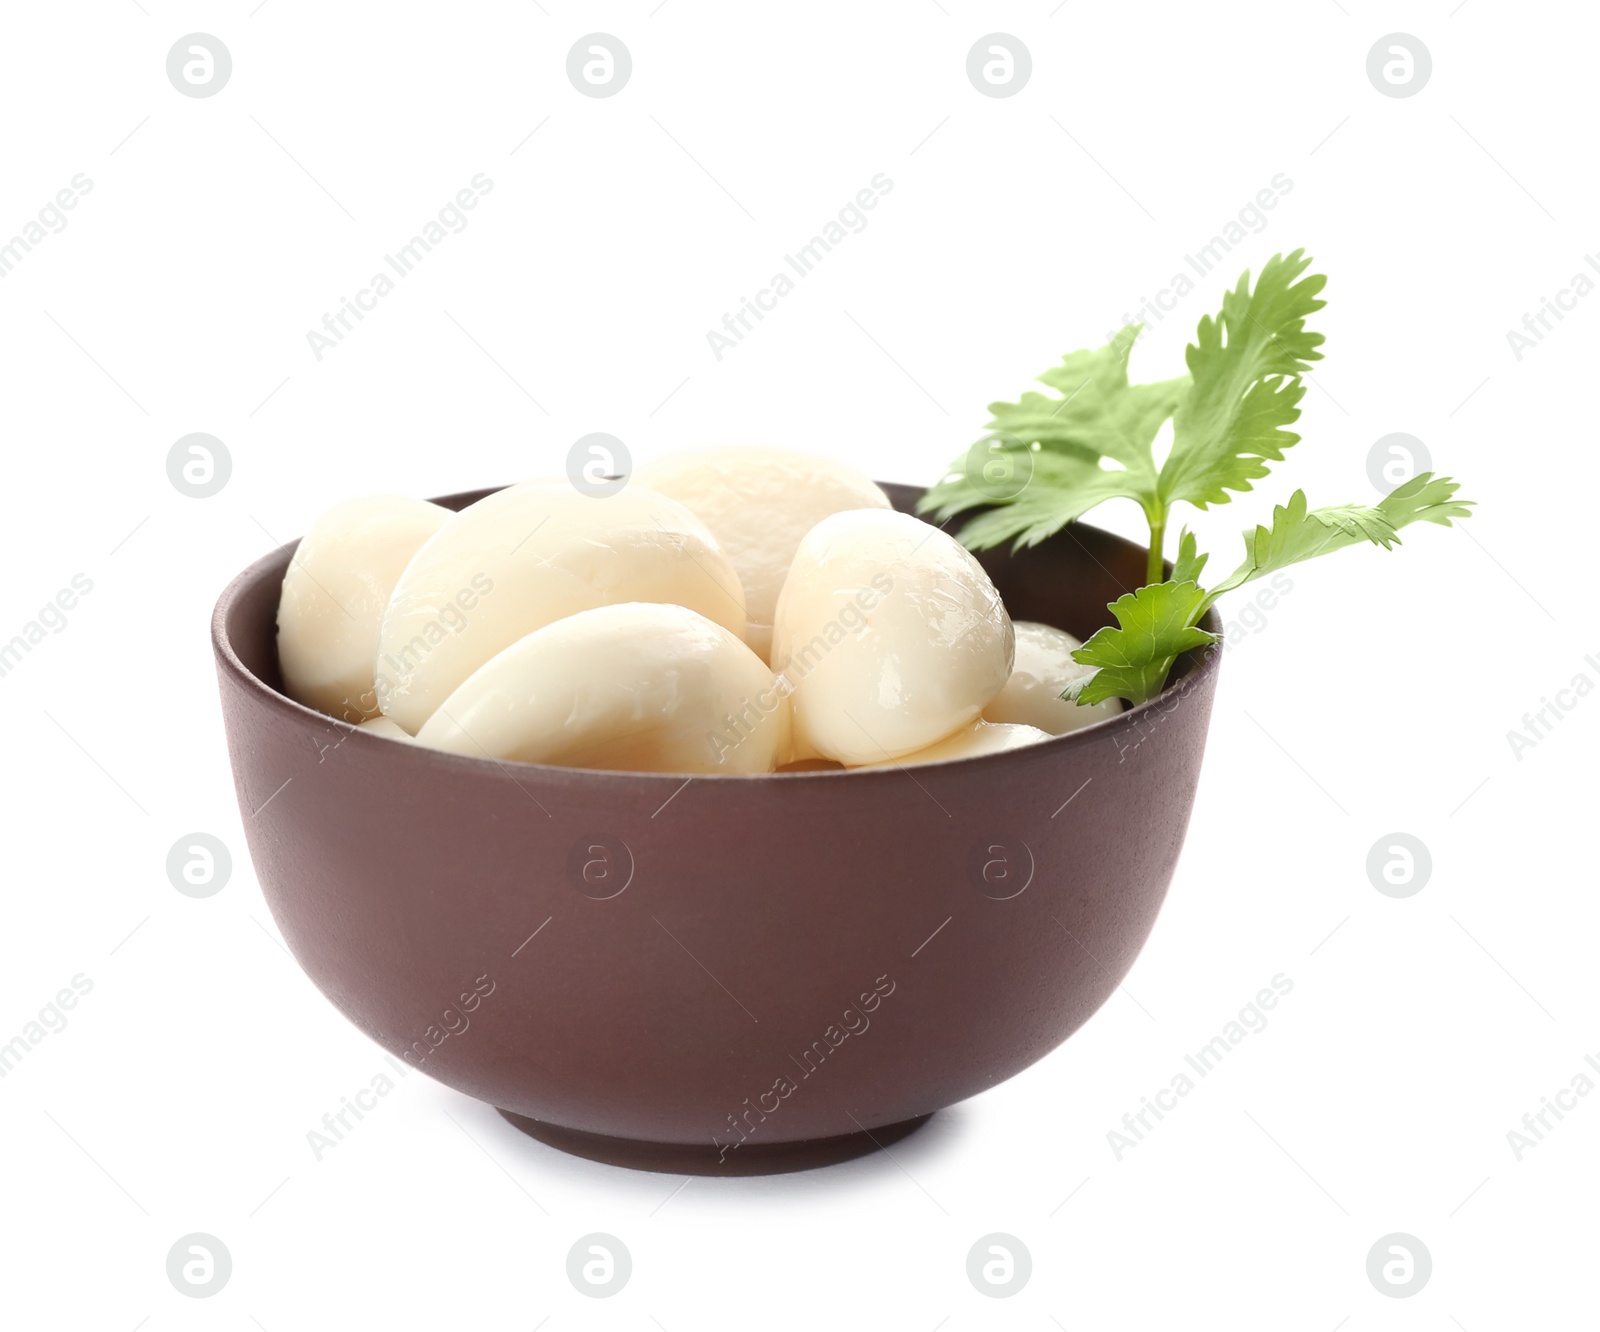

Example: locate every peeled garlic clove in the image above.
[771,509,1013,765]
[634,448,891,661]
[357,715,412,741]
[848,720,1051,768]
[377,482,746,734]
[276,496,451,722]
[983,620,1123,734]
[414,602,788,774]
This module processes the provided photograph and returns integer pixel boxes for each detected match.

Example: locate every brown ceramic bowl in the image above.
[212,483,1220,1174]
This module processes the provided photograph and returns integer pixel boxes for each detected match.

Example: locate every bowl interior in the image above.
[220,480,1214,733]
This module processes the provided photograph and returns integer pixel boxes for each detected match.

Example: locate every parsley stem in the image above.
[1146,511,1165,584]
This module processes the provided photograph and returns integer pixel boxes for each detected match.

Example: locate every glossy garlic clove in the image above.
[276,495,452,722]
[983,620,1123,734]
[770,508,1013,765]
[357,715,413,741]
[413,602,788,775]
[376,482,746,734]
[847,719,1051,768]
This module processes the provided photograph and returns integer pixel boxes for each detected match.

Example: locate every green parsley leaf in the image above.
[1063,476,1473,705]
[918,326,1187,549]
[1202,473,1474,607]
[1063,580,1219,706]
[1170,528,1208,586]
[1157,250,1326,510]
[938,448,1147,550]
[992,337,1187,483]
[1374,470,1478,530]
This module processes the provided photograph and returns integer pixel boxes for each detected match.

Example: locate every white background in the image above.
[1,1,1595,1327]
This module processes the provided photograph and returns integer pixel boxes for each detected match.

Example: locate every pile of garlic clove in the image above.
[274,448,1122,774]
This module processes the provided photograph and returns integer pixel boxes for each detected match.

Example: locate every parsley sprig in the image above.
[920,250,1474,706]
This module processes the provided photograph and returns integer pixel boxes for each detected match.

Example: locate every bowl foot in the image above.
[496,1108,934,1176]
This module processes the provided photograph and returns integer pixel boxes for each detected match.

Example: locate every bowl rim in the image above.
[211,484,1223,784]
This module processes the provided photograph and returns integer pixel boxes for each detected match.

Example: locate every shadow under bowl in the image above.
[211,483,1221,1174]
